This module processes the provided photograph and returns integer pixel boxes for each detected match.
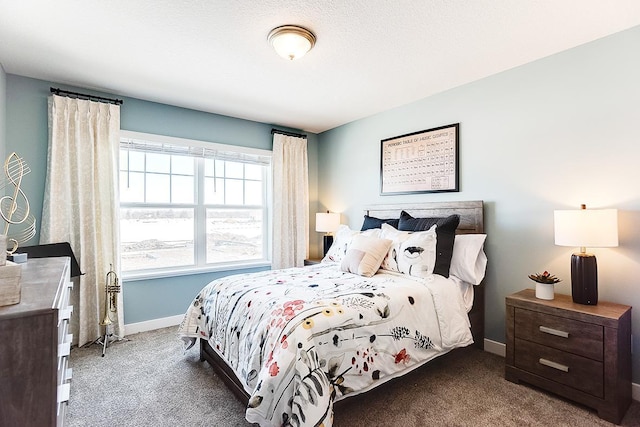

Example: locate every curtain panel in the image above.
[41,95,122,346]
[272,134,309,269]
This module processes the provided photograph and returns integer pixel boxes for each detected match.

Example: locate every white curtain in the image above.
[41,95,122,346]
[272,133,309,269]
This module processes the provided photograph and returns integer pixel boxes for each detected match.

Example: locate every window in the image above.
[119,131,271,277]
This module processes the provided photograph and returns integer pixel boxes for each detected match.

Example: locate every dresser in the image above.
[0,257,73,427]
[505,289,631,424]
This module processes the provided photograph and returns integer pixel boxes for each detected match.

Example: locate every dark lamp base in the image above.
[571,253,598,305]
[322,235,334,257]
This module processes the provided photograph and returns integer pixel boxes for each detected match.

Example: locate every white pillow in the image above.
[380,223,437,278]
[449,234,487,285]
[340,234,393,277]
[322,225,380,264]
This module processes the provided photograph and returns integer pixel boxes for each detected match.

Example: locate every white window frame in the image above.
[119,130,272,280]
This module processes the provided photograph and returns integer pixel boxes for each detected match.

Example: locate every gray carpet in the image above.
[67,327,640,426]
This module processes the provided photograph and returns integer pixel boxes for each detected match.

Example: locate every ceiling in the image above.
[1,1,639,134]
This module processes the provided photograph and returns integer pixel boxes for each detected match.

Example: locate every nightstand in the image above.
[505,289,631,424]
[304,259,322,266]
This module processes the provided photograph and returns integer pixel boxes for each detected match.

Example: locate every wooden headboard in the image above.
[363,200,484,234]
[363,200,485,349]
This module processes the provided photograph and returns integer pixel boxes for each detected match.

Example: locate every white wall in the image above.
[317,26,640,379]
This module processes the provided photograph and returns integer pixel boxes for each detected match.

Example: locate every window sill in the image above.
[122,260,272,282]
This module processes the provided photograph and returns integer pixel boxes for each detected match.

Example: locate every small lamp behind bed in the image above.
[316,211,340,256]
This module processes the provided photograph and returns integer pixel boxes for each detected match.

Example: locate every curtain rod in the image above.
[50,87,124,105]
[271,128,307,139]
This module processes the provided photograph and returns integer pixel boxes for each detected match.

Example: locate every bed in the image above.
[179,201,485,427]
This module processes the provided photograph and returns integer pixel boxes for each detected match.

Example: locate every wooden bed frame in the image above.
[199,200,485,405]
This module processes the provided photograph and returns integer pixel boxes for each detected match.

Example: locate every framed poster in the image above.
[380,123,459,195]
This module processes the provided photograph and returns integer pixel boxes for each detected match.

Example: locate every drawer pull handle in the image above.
[58,342,71,358]
[539,326,569,338]
[60,307,72,321]
[539,358,569,372]
[57,383,70,403]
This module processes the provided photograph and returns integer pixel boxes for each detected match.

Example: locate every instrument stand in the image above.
[89,325,129,357]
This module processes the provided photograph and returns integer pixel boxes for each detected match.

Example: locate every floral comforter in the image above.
[178,263,473,427]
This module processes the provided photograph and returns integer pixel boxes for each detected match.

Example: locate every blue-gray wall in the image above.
[0,64,5,163]
[4,75,319,324]
[317,26,640,380]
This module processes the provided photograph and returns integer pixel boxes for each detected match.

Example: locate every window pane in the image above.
[172,175,194,203]
[120,208,194,271]
[146,152,171,173]
[120,134,270,276]
[206,208,263,263]
[204,158,228,177]
[245,164,262,180]
[225,179,243,205]
[119,150,129,170]
[146,173,170,203]
[215,159,225,177]
[225,161,243,179]
[204,158,214,177]
[172,155,194,175]
[245,181,262,205]
[128,151,145,172]
[120,171,145,203]
[204,177,224,204]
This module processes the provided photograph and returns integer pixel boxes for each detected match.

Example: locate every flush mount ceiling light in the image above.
[268,25,316,61]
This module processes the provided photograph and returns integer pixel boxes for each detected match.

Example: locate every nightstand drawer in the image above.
[514,308,603,361]
[515,338,603,398]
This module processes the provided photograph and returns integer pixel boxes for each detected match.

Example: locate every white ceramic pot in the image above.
[535,282,555,300]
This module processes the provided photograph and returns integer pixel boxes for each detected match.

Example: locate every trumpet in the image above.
[98,264,121,356]
[100,265,120,327]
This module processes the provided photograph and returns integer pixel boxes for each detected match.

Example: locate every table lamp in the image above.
[316,211,340,256]
[554,204,618,305]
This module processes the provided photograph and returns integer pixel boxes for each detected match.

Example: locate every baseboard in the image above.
[124,314,183,335]
[483,338,640,402]
[483,338,506,357]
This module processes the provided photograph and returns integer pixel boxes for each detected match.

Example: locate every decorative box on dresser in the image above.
[0,257,73,427]
[505,289,631,424]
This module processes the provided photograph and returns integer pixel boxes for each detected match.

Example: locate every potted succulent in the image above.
[528,271,561,300]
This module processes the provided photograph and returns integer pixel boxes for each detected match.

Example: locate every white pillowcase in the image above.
[322,225,381,264]
[380,223,437,278]
[340,234,393,277]
[449,234,487,285]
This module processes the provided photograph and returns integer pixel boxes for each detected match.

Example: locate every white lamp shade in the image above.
[554,208,618,248]
[316,212,340,233]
